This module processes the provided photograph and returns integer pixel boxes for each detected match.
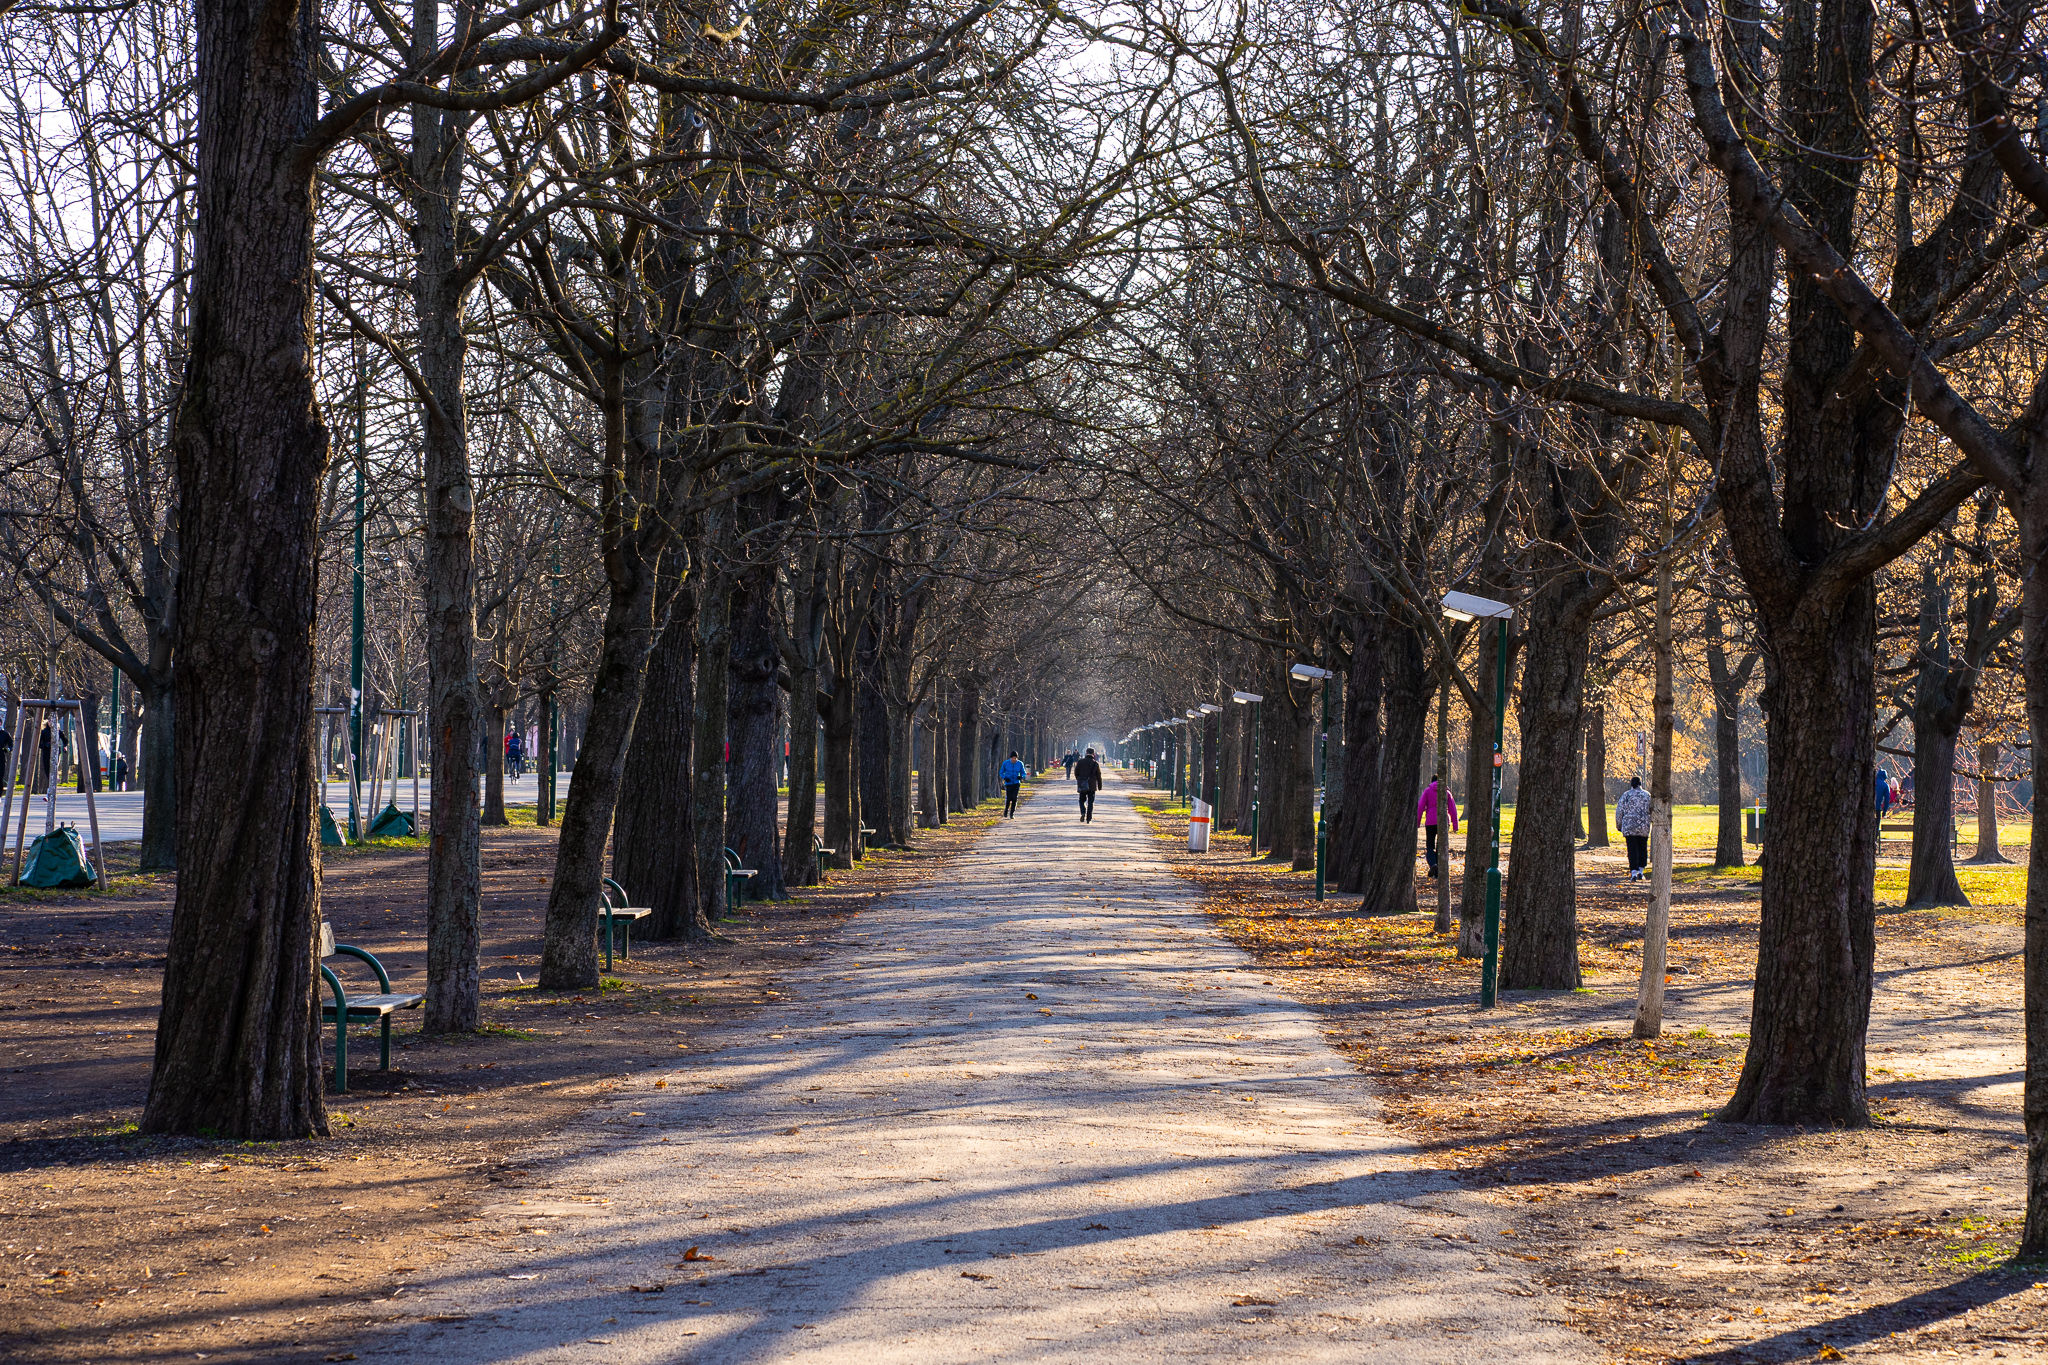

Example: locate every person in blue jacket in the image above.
[999,751,1028,818]
[1875,767,1892,818]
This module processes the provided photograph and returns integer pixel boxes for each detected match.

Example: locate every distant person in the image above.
[114,753,128,791]
[999,750,1027,818]
[36,723,52,792]
[1899,771,1914,807]
[0,723,11,786]
[1416,772,1458,878]
[1062,749,1079,779]
[1616,776,1652,881]
[1074,747,1104,823]
[506,730,525,778]
[1874,767,1892,818]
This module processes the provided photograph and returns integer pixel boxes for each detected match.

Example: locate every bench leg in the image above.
[380,1015,392,1071]
[334,1019,348,1093]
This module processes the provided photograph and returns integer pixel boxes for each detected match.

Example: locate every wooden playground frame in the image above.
[0,696,104,885]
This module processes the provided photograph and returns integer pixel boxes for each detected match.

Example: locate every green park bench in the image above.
[318,921,422,1092]
[723,847,758,916]
[600,876,653,970]
[813,835,836,882]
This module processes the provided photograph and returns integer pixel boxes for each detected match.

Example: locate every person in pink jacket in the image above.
[1416,774,1459,878]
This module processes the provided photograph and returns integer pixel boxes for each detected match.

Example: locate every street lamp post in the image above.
[1233,691,1262,848]
[1443,590,1515,1009]
[1198,703,1223,814]
[1289,663,1336,901]
[1185,710,1200,806]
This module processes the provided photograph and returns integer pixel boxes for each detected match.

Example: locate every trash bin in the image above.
[1745,807,1765,844]
[1189,798,1211,852]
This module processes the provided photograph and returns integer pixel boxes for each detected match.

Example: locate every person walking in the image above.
[1062,749,1079,779]
[1874,766,1892,819]
[1616,775,1652,880]
[1074,747,1103,823]
[1415,773,1458,878]
[999,750,1027,818]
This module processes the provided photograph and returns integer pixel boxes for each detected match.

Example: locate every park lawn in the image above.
[1498,801,1730,849]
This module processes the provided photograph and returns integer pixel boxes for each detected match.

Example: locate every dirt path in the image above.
[357,777,1594,1363]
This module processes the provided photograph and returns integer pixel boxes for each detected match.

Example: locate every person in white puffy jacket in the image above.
[1615,776,1652,881]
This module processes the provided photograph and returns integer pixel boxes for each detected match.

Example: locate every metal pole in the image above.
[1315,677,1330,901]
[1250,700,1261,850]
[1481,617,1507,1008]
[349,359,366,843]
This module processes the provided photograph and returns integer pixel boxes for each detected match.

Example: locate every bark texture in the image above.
[1502,597,1592,991]
[1360,621,1427,917]
[615,573,702,940]
[144,0,327,1138]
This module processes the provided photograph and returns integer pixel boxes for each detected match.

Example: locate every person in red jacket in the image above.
[1416,773,1458,878]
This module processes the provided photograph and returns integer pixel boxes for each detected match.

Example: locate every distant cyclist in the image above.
[999,751,1027,818]
[1074,747,1104,823]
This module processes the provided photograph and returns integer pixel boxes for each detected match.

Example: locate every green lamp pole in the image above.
[1443,591,1515,1009]
[348,355,367,842]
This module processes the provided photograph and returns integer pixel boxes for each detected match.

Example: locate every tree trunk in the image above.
[1269,668,1316,867]
[1361,623,1428,916]
[1905,725,1966,906]
[413,59,484,1032]
[915,706,936,829]
[1502,600,1590,991]
[956,681,981,811]
[1721,584,1880,1126]
[1968,738,2007,862]
[1635,546,1676,1038]
[693,559,734,920]
[1584,703,1609,849]
[1458,622,1498,958]
[78,691,101,792]
[1329,612,1382,893]
[538,354,661,990]
[615,571,703,939]
[727,566,785,898]
[138,677,176,870]
[821,668,856,869]
[481,700,508,826]
[144,0,327,1138]
[783,659,821,885]
[1704,598,1751,868]
[2018,522,2048,1255]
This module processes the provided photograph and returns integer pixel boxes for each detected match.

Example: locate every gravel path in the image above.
[363,776,1593,1363]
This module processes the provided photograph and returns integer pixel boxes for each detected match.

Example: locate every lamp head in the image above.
[1441,589,1514,621]
[1231,690,1263,703]
[1288,663,1334,683]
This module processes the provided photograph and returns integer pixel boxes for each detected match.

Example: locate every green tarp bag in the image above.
[367,803,414,838]
[318,805,347,847]
[22,824,96,889]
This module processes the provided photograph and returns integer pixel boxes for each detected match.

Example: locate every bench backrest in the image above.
[723,847,742,871]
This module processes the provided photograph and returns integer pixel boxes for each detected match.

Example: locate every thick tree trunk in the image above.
[783,661,821,885]
[481,701,508,826]
[413,64,483,1032]
[727,567,785,898]
[138,677,176,870]
[856,628,889,854]
[1269,669,1316,867]
[615,573,703,939]
[1329,612,1382,894]
[937,683,950,822]
[915,707,935,829]
[144,0,327,1138]
[78,691,101,792]
[1905,724,1966,906]
[1502,601,1590,991]
[956,682,981,810]
[693,561,734,920]
[537,538,659,986]
[1584,703,1609,849]
[2018,533,2048,1255]
[1714,698,1744,867]
[1968,739,2007,862]
[1458,622,1499,958]
[1361,623,1427,916]
[1721,584,1879,1126]
[821,669,856,869]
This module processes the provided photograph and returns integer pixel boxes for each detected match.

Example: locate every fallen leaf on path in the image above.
[961,1271,994,1281]
[682,1247,715,1262]
[1233,1297,1277,1306]
[628,1283,666,1293]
